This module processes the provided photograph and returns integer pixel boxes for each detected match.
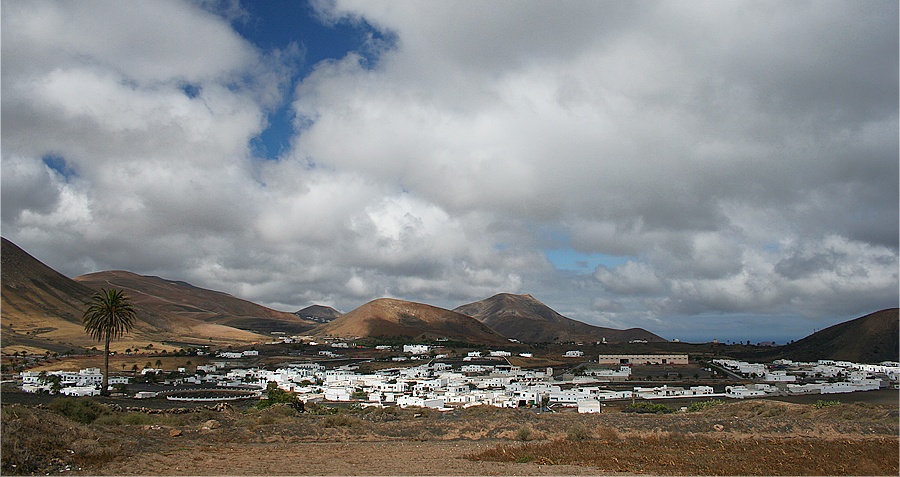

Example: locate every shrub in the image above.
[566,425,592,442]
[323,414,358,428]
[49,397,111,424]
[257,383,299,409]
[813,399,841,409]
[2,405,109,475]
[69,438,121,467]
[686,399,727,412]
[305,402,340,415]
[515,426,533,441]
[624,401,673,414]
[359,405,401,422]
[594,426,621,441]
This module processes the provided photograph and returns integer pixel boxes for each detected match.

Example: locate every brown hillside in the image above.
[778,309,899,363]
[295,304,342,323]
[74,271,318,336]
[1,237,275,353]
[314,298,509,345]
[1,237,100,353]
[453,293,665,343]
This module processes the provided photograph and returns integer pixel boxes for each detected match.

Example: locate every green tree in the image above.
[82,288,136,396]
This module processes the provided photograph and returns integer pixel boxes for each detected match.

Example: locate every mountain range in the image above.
[2,237,312,352]
[2,237,896,363]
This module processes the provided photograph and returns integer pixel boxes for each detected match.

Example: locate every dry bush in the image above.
[68,438,123,467]
[709,400,793,419]
[1,404,118,475]
[593,425,621,441]
[567,424,619,441]
[458,404,517,420]
[515,426,534,441]
[812,401,898,423]
[470,434,900,475]
[322,413,361,428]
[358,405,402,422]
[566,424,592,441]
[236,403,298,427]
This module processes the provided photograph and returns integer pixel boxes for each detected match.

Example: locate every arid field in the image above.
[2,391,897,476]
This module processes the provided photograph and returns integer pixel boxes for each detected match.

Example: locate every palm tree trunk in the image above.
[102,333,110,396]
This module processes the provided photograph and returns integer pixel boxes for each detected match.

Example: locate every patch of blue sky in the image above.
[544,248,629,273]
[180,83,201,99]
[42,154,77,181]
[250,106,295,159]
[234,1,393,160]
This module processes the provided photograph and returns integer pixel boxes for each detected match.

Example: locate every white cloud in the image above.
[2,1,896,341]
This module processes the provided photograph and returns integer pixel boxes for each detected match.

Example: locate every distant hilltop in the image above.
[454,293,666,344]
[311,298,510,345]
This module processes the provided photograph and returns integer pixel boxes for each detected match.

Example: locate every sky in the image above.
[2,0,898,344]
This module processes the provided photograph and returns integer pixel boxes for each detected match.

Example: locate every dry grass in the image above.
[469,435,899,475]
[2,397,897,475]
[1,405,124,475]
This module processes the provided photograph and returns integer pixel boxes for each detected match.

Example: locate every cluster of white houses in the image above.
[20,368,128,396]
[21,353,897,411]
[714,358,898,397]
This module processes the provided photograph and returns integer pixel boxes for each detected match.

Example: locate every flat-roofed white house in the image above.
[403,345,431,355]
[61,386,100,397]
[763,371,797,382]
[577,399,603,414]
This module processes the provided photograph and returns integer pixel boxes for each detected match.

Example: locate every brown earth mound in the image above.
[454,293,665,343]
[314,298,510,345]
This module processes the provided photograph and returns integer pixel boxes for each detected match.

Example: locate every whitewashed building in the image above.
[403,345,431,354]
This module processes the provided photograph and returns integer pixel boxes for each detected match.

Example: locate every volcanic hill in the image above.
[1,237,297,352]
[1,237,100,353]
[453,293,665,344]
[313,298,509,345]
[776,308,899,363]
[74,270,318,336]
[295,304,343,323]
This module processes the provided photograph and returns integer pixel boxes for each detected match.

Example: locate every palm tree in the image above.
[82,288,136,395]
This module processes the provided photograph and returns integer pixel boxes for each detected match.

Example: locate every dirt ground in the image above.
[3,393,898,476]
[98,440,601,476]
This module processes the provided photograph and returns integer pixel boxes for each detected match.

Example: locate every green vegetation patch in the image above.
[813,399,841,409]
[49,397,111,424]
[686,399,727,412]
[624,401,674,414]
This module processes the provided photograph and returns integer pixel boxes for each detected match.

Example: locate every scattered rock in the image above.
[713,424,725,432]
[201,419,220,430]
[169,429,183,437]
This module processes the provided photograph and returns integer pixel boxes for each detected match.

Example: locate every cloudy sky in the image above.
[2,0,897,343]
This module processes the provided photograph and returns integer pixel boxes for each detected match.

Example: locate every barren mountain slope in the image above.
[75,271,318,336]
[295,304,342,323]
[314,298,509,344]
[1,237,102,352]
[777,308,899,363]
[2,238,275,352]
[454,293,665,343]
